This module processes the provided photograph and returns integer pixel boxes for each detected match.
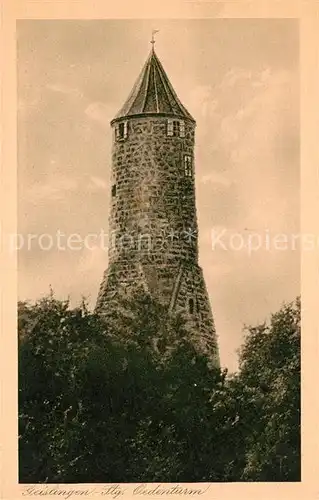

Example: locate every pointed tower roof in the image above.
[111,48,195,124]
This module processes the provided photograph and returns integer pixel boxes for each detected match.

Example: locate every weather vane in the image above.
[151,29,159,50]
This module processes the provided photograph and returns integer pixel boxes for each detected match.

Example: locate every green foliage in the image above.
[237,297,301,481]
[18,294,300,483]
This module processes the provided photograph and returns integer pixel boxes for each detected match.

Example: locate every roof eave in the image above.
[110,112,196,126]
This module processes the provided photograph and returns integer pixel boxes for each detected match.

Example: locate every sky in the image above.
[17,19,299,372]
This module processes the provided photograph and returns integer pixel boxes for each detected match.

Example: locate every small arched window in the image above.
[115,120,128,141]
[188,298,194,315]
[184,155,193,177]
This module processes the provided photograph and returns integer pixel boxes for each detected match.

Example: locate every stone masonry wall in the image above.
[108,117,198,264]
[174,263,220,366]
[96,257,220,366]
[96,115,220,365]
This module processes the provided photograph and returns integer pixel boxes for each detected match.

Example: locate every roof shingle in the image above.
[112,49,195,123]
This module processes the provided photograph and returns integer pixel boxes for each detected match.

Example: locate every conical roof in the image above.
[111,49,195,124]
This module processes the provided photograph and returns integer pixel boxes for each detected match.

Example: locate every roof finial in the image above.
[151,29,159,51]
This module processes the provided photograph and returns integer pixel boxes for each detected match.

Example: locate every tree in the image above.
[236,297,301,481]
[19,295,114,481]
[18,292,223,482]
[18,293,301,483]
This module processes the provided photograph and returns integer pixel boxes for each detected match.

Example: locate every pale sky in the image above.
[17,20,299,372]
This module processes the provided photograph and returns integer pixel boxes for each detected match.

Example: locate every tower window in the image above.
[112,184,117,197]
[167,120,174,136]
[184,155,193,177]
[115,121,128,141]
[188,298,194,315]
[173,121,180,136]
[180,120,185,137]
[138,235,151,251]
[167,119,185,137]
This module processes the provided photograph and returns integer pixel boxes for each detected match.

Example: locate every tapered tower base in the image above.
[96,258,220,367]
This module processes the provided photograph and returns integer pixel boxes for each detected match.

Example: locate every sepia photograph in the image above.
[16,18,300,484]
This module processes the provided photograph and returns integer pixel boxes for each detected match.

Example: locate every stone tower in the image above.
[96,45,219,366]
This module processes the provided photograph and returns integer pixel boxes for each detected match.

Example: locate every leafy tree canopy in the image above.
[18,293,300,483]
